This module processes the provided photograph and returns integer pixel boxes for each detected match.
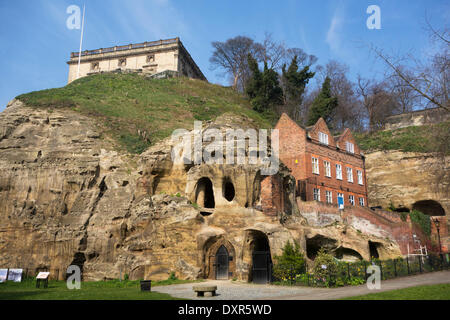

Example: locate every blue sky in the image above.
[0,0,448,112]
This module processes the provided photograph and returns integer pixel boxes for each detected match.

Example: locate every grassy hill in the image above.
[17,73,276,154]
[354,121,450,154]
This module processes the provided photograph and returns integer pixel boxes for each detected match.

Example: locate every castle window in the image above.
[312,157,319,174]
[357,170,363,185]
[347,167,353,183]
[336,164,342,180]
[349,195,355,206]
[319,132,328,145]
[91,62,99,70]
[346,142,354,154]
[324,161,331,177]
[223,177,235,202]
[118,58,127,67]
[326,191,332,204]
[313,188,320,201]
[359,197,365,206]
[147,54,155,63]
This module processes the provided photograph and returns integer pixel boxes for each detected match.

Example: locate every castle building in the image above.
[275,114,368,208]
[67,37,206,83]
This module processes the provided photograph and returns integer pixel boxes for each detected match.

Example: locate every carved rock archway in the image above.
[202,236,236,280]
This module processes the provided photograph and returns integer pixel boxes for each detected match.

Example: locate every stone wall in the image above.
[384,108,450,130]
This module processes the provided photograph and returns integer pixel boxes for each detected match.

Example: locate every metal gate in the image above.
[252,251,271,284]
[215,245,229,280]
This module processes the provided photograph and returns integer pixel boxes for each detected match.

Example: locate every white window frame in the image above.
[347,167,353,183]
[349,195,355,206]
[319,132,329,145]
[346,142,354,154]
[324,161,331,177]
[336,164,342,180]
[313,188,320,201]
[312,157,319,174]
[325,190,332,203]
[357,170,363,185]
[359,197,365,206]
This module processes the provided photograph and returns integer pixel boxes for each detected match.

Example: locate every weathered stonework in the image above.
[0,101,422,282]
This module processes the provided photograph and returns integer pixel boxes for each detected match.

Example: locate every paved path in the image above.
[152,271,450,300]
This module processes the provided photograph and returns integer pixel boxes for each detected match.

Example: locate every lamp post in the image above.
[432,218,442,258]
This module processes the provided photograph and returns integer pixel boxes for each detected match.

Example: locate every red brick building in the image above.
[275,113,368,208]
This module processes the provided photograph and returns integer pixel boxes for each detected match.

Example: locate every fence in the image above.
[272,254,450,287]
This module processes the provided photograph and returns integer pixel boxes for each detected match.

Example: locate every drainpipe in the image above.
[362,154,369,207]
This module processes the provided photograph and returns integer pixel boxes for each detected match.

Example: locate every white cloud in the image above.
[326,8,344,54]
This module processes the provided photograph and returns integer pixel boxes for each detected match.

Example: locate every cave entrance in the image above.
[245,230,272,284]
[412,200,446,216]
[369,241,380,259]
[306,235,337,260]
[335,247,363,262]
[195,177,215,209]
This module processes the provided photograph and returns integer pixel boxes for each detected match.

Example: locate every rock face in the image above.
[0,100,407,281]
[365,150,449,250]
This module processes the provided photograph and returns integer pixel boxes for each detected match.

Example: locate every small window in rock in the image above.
[118,58,127,67]
[147,54,155,63]
[223,178,235,202]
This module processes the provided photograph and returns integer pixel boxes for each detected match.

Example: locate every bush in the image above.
[409,209,431,236]
[272,241,306,282]
[168,272,177,281]
[312,248,338,285]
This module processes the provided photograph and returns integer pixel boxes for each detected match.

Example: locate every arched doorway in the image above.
[244,230,272,284]
[215,245,229,280]
[203,237,236,280]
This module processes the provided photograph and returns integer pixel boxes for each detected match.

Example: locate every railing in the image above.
[272,254,450,287]
[71,38,179,58]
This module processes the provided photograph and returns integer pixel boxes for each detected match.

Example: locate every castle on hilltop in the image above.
[67,37,206,83]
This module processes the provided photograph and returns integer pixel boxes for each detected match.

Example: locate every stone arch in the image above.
[334,247,363,262]
[242,230,272,283]
[202,236,235,280]
[305,234,338,260]
[195,177,215,208]
[412,200,446,216]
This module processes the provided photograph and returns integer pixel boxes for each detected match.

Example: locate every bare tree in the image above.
[256,32,287,70]
[387,66,421,113]
[357,76,401,132]
[210,36,262,91]
[371,19,449,112]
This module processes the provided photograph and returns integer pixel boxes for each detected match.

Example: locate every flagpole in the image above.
[76,4,86,80]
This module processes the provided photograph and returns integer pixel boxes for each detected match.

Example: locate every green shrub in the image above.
[312,248,338,284]
[409,209,431,236]
[168,272,177,281]
[272,240,306,281]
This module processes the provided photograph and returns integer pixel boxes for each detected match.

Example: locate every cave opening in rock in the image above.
[306,235,337,260]
[195,177,215,208]
[369,241,380,259]
[245,230,272,284]
[412,200,446,216]
[334,247,363,262]
[223,178,235,202]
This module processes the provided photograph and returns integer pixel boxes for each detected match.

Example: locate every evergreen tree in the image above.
[307,76,338,126]
[246,54,283,113]
[281,55,315,121]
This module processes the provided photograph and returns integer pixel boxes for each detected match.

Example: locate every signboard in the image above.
[338,196,344,209]
[7,269,23,282]
[36,272,50,280]
[0,269,7,283]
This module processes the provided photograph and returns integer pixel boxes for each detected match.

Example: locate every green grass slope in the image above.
[17,73,275,154]
[354,121,450,154]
